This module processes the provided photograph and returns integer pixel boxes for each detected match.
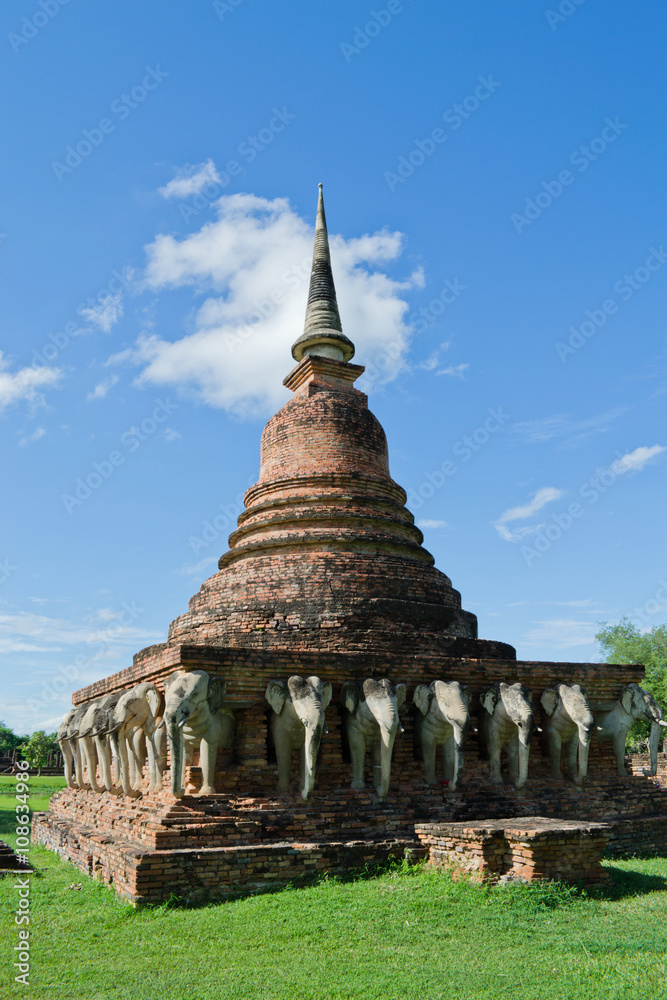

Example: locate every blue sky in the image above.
[1,0,666,734]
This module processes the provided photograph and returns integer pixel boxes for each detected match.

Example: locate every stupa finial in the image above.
[291,184,355,363]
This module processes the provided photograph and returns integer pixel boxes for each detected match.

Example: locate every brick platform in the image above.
[415,817,611,884]
[33,203,667,904]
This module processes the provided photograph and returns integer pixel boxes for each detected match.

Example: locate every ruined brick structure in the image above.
[34,187,667,903]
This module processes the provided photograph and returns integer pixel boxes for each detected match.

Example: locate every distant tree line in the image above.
[0,723,60,774]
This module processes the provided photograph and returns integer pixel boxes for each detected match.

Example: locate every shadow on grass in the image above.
[598,865,667,900]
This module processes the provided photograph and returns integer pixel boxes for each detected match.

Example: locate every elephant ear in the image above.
[481,688,497,715]
[341,682,359,714]
[460,684,472,706]
[524,690,533,703]
[413,685,433,716]
[394,683,407,709]
[207,677,226,715]
[621,687,634,715]
[541,689,558,716]
[165,669,185,693]
[265,680,287,715]
[145,684,164,719]
[321,682,333,710]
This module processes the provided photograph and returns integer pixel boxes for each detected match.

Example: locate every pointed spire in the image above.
[291,184,355,364]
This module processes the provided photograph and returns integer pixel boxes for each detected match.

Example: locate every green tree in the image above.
[596,618,667,706]
[0,722,26,756]
[596,618,667,750]
[19,730,58,774]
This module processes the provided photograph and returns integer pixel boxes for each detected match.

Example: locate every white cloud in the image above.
[118,193,418,417]
[512,407,625,449]
[493,486,564,541]
[523,618,599,649]
[177,556,218,576]
[164,427,181,442]
[86,374,119,402]
[19,426,46,446]
[0,354,61,412]
[436,363,469,378]
[159,159,221,199]
[417,519,448,529]
[611,444,665,475]
[0,609,159,655]
[78,291,123,333]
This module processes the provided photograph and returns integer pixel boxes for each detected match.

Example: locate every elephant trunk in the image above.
[515,737,530,790]
[575,726,591,786]
[166,718,185,798]
[377,722,398,799]
[450,723,468,791]
[646,721,664,777]
[301,721,323,801]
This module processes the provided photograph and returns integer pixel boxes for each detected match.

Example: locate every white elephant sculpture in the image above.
[57,708,79,788]
[109,682,166,797]
[340,678,406,798]
[413,680,471,789]
[77,694,124,794]
[540,683,593,785]
[480,682,536,789]
[59,704,89,788]
[594,682,666,777]
[265,675,332,800]
[163,669,235,798]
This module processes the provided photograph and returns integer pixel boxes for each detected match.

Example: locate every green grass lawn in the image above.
[1,777,666,1000]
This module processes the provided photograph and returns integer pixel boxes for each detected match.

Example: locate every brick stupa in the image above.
[34,186,667,904]
[169,183,513,661]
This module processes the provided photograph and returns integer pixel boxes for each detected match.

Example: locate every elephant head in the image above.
[480,682,535,789]
[265,675,332,800]
[622,683,666,776]
[64,703,91,788]
[541,683,593,785]
[341,677,406,798]
[163,669,233,798]
[595,682,666,777]
[78,693,124,794]
[109,683,165,797]
[413,680,470,789]
[57,708,78,788]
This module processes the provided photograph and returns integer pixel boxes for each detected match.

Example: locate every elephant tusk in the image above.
[155,718,166,729]
[178,718,187,728]
[658,720,667,727]
[536,727,542,733]
[323,724,329,735]
[398,723,405,734]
